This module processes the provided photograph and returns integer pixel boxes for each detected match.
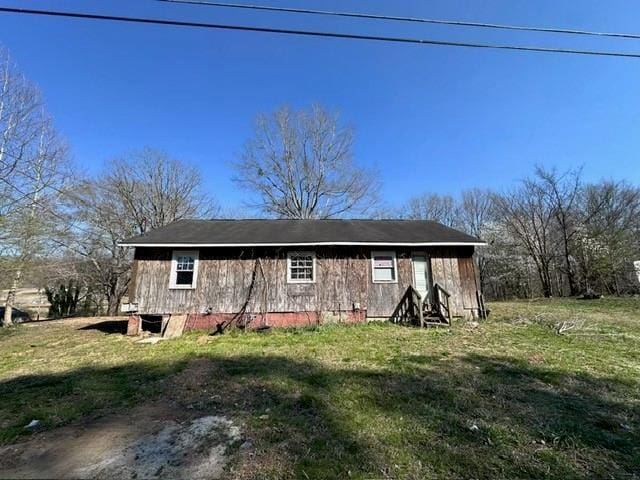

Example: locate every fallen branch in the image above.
[555,320,585,335]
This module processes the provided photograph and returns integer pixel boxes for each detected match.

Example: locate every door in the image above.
[412,254,431,303]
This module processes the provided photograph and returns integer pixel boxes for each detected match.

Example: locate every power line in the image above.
[157,0,640,41]
[0,6,639,59]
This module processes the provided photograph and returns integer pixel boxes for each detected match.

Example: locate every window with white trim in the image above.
[170,250,199,289]
[371,251,397,283]
[287,251,315,283]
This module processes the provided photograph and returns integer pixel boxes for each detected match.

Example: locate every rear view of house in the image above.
[120,219,485,334]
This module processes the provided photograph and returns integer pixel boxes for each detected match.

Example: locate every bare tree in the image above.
[493,179,557,297]
[70,149,218,315]
[68,183,134,316]
[480,223,536,300]
[0,47,68,327]
[405,193,459,227]
[234,105,378,219]
[401,168,639,300]
[105,148,218,234]
[0,48,37,249]
[577,181,640,294]
[0,47,41,216]
[458,189,494,291]
[535,166,583,295]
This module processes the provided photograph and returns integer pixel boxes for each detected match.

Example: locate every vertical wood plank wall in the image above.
[132,246,479,318]
[428,247,479,317]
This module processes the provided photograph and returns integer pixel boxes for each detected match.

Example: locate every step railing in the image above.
[391,285,423,327]
[433,283,452,325]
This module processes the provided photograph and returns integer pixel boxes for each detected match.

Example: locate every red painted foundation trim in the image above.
[185,310,367,331]
[127,310,367,335]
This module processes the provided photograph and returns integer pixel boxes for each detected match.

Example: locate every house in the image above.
[120,219,486,334]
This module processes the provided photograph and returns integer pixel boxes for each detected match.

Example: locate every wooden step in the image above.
[424,315,448,324]
[423,322,449,327]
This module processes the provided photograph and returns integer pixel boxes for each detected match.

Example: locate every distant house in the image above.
[120,219,485,334]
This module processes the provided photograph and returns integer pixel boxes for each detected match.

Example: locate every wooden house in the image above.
[120,219,486,334]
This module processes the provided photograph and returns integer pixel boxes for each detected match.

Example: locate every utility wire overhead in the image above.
[0,6,639,59]
[157,0,640,41]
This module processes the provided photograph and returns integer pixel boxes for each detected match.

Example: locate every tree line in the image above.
[404,171,640,300]
[1,47,639,325]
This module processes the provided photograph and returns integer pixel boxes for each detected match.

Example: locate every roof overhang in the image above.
[118,241,487,248]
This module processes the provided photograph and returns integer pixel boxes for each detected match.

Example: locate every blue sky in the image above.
[1,0,639,212]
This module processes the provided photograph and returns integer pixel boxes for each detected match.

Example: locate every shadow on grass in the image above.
[0,353,638,479]
[78,320,129,335]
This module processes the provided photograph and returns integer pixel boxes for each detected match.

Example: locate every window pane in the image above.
[373,256,393,268]
[289,253,314,281]
[291,267,312,280]
[176,271,194,285]
[177,256,194,271]
[374,267,395,282]
[373,253,396,282]
[291,256,312,267]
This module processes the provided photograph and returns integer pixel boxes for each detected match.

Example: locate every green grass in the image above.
[1,299,639,479]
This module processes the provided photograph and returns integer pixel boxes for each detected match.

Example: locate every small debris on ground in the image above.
[136,336,166,344]
[24,419,41,430]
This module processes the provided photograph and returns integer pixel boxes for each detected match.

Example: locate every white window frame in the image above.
[169,250,199,290]
[371,250,398,284]
[287,251,316,284]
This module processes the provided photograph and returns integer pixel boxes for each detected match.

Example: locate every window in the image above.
[371,251,397,283]
[170,250,199,289]
[287,251,315,283]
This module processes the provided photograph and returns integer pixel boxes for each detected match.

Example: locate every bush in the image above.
[45,281,80,318]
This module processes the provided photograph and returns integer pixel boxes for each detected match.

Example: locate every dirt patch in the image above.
[77,415,241,479]
[0,360,242,479]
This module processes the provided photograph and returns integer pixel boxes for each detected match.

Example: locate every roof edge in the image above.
[118,241,487,248]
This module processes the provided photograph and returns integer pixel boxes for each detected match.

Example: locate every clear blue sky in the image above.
[1,0,639,212]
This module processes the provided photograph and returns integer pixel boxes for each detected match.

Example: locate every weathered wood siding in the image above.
[131,246,479,318]
[429,247,479,317]
[458,256,480,311]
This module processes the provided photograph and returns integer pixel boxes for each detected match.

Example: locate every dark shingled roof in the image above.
[120,219,484,246]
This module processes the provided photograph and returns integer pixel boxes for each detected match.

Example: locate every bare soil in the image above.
[0,357,242,479]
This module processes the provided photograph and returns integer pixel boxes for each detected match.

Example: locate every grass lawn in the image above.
[1,298,639,479]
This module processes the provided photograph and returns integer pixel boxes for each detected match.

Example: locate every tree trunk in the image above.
[106,279,122,316]
[107,297,120,316]
[538,264,553,298]
[3,269,21,327]
[562,234,578,296]
[609,254,621,296]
